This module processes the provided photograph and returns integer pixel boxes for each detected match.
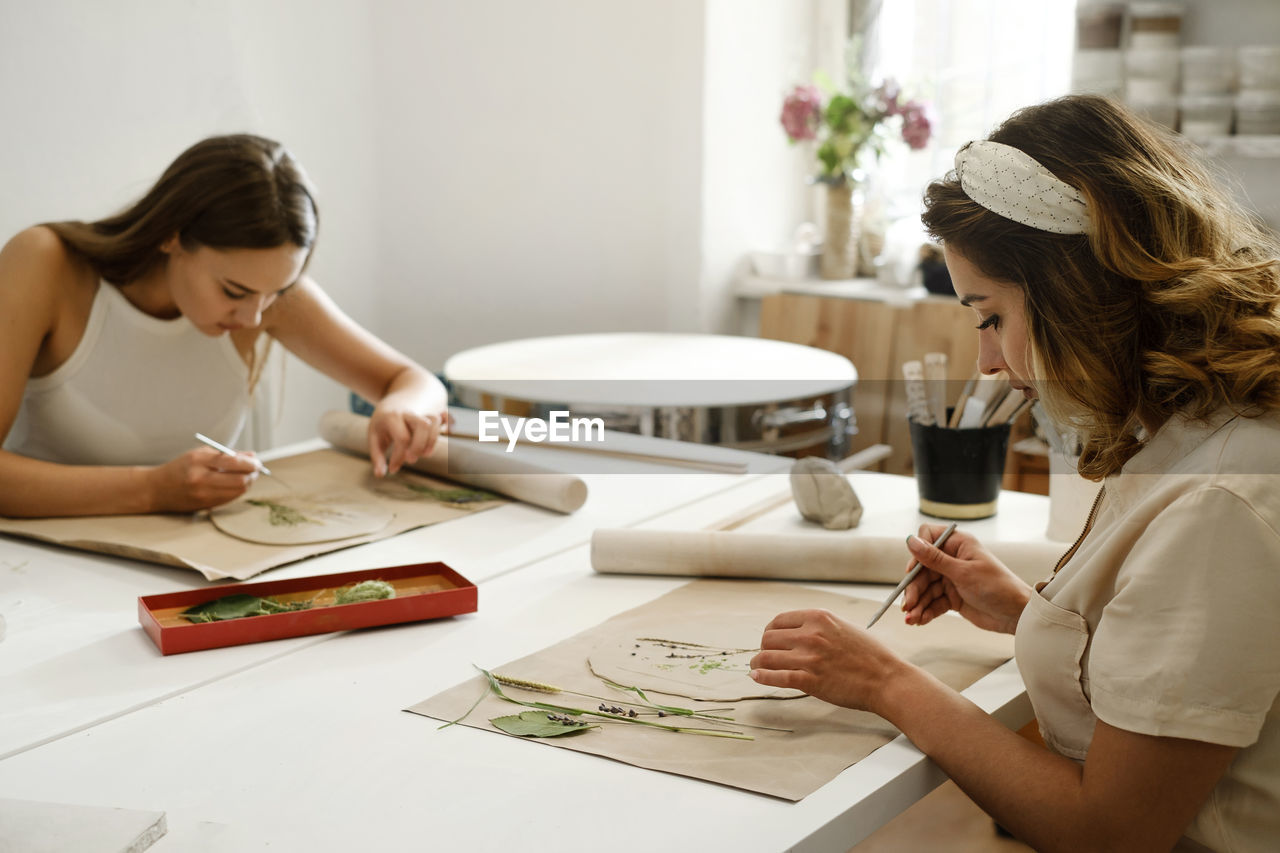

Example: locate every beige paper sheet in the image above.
[409,580,1013,801]
[0,449,504,581]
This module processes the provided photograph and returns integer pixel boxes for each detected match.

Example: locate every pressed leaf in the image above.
[181,594,311,623]
[490,711,597,738]
[474,667,753,740]
[246,499,313,526]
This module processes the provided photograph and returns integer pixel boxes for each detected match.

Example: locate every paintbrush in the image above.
[865,522,957,629]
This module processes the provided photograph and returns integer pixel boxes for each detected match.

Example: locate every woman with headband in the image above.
[752,95,1280,851]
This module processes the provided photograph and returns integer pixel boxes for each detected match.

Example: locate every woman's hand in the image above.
[902,524,1033,634]
[749,609,910,714]
[147,447,259,512]
[367,405,449,476]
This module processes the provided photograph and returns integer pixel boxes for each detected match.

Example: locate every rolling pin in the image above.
[590,528,1066,585]
[318,410,588,514]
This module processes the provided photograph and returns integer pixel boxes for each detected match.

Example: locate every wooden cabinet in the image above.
[759,292,979,476]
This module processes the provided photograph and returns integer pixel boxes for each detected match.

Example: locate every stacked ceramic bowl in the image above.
[1074,1,1280,141]
[1120,1,1183,128]
[1235,46,1280,136]
[1073,2,1126,98]
[1179,47,1235,139]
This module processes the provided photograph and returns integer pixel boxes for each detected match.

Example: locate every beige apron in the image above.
[1015,584,1095,761]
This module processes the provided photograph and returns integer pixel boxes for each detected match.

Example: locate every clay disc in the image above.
[210,490,393,545]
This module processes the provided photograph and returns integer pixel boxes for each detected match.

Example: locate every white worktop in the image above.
[0,438,1051,852]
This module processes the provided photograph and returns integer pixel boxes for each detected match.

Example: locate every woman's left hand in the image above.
[367,406,449,476]
[749,609,909,714]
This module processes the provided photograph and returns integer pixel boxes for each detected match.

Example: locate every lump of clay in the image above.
[790,457,862,530]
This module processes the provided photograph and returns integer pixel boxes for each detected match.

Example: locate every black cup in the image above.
[908,416,1011,519]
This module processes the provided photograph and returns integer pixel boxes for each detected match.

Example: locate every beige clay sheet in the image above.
[409,579,1014,801]
[0,448,504,581]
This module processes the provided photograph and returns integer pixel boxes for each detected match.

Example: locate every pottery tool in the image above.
[195,433,273,477]
[947,371,979,428]
[1001,397,1036,425]
[865,522,956,629]
[923,352,950,426]
[983,387,1026,426]
[902,360,935,425]
[959,374,1006,428]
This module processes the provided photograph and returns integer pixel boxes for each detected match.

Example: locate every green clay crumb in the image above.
[334,580,396,604]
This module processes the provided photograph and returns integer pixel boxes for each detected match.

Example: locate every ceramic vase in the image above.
[820,180,864,280]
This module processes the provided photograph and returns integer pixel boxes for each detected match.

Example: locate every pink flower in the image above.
[780,84,823,142]
[875,79,902,117]
[900,101,933,150]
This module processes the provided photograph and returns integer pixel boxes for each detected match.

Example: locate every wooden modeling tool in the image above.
[983,387,1026,427]
[902,360,935,425]
[923,352,950,426]
[947,371,979,428]
[1001,396,1036,426]
[865,522,957,629]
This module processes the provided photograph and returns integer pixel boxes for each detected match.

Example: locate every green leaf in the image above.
[490,711,597,738]
[181,594,311,623]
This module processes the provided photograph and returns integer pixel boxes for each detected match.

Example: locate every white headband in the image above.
[955,140,1090,235]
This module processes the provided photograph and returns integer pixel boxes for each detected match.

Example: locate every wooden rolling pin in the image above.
[318,410,588,514]
[590,528,1067,585]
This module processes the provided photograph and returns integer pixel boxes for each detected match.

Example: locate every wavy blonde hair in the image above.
[922,95,1280,479]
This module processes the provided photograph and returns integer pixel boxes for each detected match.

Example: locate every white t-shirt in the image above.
[1016,408,1280,851]
[4,281,254,466]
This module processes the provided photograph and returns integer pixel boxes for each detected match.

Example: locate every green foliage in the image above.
[181,594,312,623]
[490,711,597,738]
[472,667,754,739]
[246,499,313,526]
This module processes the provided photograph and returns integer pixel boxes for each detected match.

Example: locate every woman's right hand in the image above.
[901,524,1033,634]
[147,447,259,512]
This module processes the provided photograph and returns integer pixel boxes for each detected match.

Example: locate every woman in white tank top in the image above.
[0,134,447,517]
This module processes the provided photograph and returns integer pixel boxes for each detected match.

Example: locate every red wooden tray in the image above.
[138,562,477,655]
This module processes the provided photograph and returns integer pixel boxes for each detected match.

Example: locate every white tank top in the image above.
[5,282,254,466]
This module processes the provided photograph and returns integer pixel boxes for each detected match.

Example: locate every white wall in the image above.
[701,0,819,336]
[0,0,381,446]
[0,1,820,447]
[366,0,705,365]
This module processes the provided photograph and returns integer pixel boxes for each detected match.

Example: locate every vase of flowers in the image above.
[780,71,932,280]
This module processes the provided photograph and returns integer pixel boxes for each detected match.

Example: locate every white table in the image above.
[445,333,858,456]
[0,442,1051,851]
[0,433,788,762]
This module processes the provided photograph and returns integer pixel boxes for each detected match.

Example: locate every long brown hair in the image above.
[46,134,319,286]
[922,95,1280,479]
